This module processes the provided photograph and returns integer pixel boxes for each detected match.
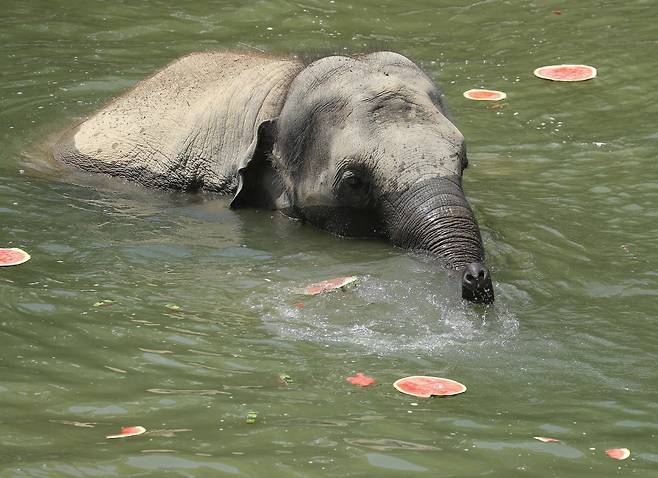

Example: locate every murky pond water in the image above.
[2,1,657,476]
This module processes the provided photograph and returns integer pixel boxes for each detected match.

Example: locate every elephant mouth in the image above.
[300,205,386,239]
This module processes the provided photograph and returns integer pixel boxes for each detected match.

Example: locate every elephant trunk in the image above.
[384,177,494,304]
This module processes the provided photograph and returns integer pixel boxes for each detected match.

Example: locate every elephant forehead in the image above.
[293,55,437,107]
[331,124,464,179]
[342,72,437,105]
[330,71,446,128]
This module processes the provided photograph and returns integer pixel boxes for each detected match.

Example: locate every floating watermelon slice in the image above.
[393,376,466,398]
[605,448,630,460]
[533,436,561,443]
[463,89,507,101]
[303,276,357,295]
[106,426,147,439]
[0,248,31,267]
[533,64,597,81]
[346,372,376,387]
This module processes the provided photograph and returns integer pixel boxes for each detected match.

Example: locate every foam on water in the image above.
[255,273,519,356]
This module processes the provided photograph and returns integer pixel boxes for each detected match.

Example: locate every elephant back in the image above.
[52,51,303,192]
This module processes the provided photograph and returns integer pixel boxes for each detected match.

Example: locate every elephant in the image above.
[52,50,494,304]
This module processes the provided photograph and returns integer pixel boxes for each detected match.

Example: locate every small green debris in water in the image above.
[246,411,259,424]
[278,373,293,385]
[92,299,115,307]
[165,303,181,311]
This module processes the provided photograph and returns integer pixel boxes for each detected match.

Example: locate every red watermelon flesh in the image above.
[303,276,357,295]
[346,372,376,387]
[0,248,30,267]
[605,448,630,460]
[463,89,507,101]
[533,64,597,81]
[106,425,147,439]
[393,376,467,398]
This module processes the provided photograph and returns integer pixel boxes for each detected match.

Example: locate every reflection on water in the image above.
[344,437,440,451]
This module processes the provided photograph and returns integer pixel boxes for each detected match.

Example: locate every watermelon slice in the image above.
[0,248,30,267]
[393,376,466,398]
[303,276,357,295]
[533,436,560,443]
[463,89,507,101]
[106,425,147,439]
[605,448,630,460]
[346,372,376,387]
[533,64,597,81]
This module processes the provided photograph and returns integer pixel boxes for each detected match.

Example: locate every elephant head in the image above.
[234,52,494,304]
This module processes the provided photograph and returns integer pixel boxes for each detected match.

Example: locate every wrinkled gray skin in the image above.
[53,51,494,303]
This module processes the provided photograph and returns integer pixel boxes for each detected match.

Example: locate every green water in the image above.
[1,1,657,476]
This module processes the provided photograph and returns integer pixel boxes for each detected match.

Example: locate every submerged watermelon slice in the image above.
[303,276,357,295]
[106,426,147,439]
[0,248,30,267]
[463,89,507,101]
[346,372,376,387]
[393,376,466,398]
[605,448,630,460]
[533,64,597,81]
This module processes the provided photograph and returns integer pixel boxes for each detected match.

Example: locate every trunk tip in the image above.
[461,262,494,304]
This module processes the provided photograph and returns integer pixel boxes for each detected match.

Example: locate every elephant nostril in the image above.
[462,262,494,304]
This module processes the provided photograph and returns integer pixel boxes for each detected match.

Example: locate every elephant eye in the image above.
[343,172,363,189]
[335,168,372,206]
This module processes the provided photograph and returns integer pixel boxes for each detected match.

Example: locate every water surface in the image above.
[1,1,657,476]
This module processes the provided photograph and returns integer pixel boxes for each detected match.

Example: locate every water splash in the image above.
[256,274,518,356]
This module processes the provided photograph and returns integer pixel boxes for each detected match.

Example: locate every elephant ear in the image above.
[230,119,290,210]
